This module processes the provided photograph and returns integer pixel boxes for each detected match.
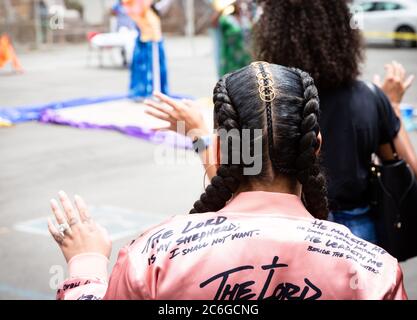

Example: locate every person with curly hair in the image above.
[253,0,417,245]
[49,63,406,300]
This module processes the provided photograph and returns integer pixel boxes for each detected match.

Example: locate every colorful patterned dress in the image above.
[218,14,252,76]
[123,0,169,98]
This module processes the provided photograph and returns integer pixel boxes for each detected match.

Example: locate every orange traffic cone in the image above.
[0,34,23,73]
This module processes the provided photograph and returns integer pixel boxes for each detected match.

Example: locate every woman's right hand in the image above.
[375,62,417,176]
[374,61,415,105]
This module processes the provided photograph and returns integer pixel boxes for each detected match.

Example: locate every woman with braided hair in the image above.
[48,63,406,300]
[188,64,328,220]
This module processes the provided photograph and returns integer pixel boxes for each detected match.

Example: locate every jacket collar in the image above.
[219,191,313,219]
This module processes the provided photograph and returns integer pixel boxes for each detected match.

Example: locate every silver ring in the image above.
[57,222,70,234]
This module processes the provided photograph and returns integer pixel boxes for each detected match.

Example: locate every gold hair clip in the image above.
[251,62,277,103]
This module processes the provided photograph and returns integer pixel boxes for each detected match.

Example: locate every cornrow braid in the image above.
[293,68,329,219]
[254,62,298,176]
[254,62,278,170]
[190,76,243,214]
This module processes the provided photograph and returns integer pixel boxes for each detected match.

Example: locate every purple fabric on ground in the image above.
[0,94,129,123]
[40,109,193,150]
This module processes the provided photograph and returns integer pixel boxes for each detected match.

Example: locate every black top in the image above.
[319,80,401,211]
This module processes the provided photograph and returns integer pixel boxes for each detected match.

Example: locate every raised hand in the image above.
[374,61,415,105]
[47,191,112,263]
[144,92,209,140]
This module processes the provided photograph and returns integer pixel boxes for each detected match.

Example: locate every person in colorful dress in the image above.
[211,0,253,76]
[122,0,172,99]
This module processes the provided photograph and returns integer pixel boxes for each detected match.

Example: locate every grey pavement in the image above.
[0,36,416,299]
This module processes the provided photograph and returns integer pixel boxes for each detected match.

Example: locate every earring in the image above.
[203,165,217,190]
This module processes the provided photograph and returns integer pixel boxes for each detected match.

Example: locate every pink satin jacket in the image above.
[57,192,407,300]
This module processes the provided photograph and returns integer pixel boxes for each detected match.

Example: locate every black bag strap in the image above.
[366,81,399,160]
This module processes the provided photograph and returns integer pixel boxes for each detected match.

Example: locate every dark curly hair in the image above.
[190,63,328,220]
[254,0,364,91]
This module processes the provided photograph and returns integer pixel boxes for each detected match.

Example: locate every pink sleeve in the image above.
[56,253,109,300]
[103,241,153,300]
[384,264,408,300]
[57,217,176,300]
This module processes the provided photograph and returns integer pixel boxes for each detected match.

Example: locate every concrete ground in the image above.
[0,36,416,299]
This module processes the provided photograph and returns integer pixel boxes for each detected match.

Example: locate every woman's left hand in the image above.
[144,92,209,140]
[47,191,112,263]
